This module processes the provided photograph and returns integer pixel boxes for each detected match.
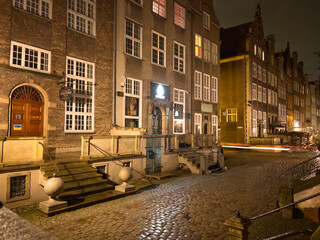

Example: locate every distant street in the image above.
[13,150,320,239]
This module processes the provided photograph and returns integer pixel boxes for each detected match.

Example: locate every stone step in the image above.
[60,182,114,199]
[63,177,108,191]
[41,161,89,171]
[43,167,97,178]
[58,172,103,183]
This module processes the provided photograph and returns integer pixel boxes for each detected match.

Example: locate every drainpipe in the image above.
[1,137,6,164]
[188,8,193,135]
[112,0,117,126]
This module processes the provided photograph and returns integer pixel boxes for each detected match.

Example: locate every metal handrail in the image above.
[87,141,152,184]
[38,142,59,174]
[262,229,313,240]
[250,191,320,220]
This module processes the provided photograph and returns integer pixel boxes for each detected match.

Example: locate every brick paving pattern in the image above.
[4,150,320,239]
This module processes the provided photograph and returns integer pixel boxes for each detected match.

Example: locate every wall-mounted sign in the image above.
[151,82,169,100]
[59,86,73,101]
[14,125,22,130]
[201,103,213,113]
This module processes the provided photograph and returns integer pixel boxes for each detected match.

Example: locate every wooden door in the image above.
[11,86,44,137]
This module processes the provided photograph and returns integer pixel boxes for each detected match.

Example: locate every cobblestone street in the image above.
[8,150,320,239]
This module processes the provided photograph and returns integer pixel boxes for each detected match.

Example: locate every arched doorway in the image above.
[151,107,162,134]
[10,85,44,136]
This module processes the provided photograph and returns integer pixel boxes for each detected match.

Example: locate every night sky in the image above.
[213,0,320,81]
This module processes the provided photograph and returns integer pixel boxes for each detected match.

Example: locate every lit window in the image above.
[194,113,202,134]
[174,2,185,28]
[258,85,262,102]
[195,34,202,58]
[10,41,51,73]
[203,74,210,101]
[152,31,166,66]
[194,71,202,100]
[263,88,267,103]
[67,0,96,36]
[173,41,185,73]
[14,0,52,19]
[124,78,141,128]
[65,57,94,132]
[252,83,257,100]
[212,77,218,103]
[152,0,166,18]
[203,38,210,62]
[252,110,257,137]
[212,115,218,138]
[226,108,237,122]
[125,19,142,58]
[254,44,257,55]
[203,11,210,30]
[173,88,185,134]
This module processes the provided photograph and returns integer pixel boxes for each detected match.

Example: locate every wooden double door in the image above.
[10,86,44,137]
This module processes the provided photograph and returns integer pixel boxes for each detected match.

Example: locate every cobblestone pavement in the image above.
[9,150,320,239]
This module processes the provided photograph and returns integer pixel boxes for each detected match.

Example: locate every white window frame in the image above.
[174,1,185,29]
[252,110,257,137]
[194,71,202,100]
[252,83,257,100]
[268,89,272,104]
[65,56,95,133]
[263,87,267,103]
[262,69,266,83]
[125,19,142,59]
[13,0,52,19]
[173,41,185,74]
[195,34,202,58]
[67,0,96,36]
[258,85,262,102]
[10,41,51,73]
[194,113,202,134]
[152,31,166,67]
[212,76,218,103]
[152,0,166,18]
[263,111,267,136]
[203,38,210,62]
[173,88,185,134]
[203,74,210,101]
[203,11,210,30]
[252,62,257,78]
[124,78,142,128]
[226,108,237,122]
[257,65,262,81]
[212,115,218,138]
[211,42,218,64]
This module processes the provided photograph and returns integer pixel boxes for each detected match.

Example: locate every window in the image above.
[252,62,257,78]
[254,44,257,55]
[173,41,185,73]
[212,115,218,138]
[211,42,218,64]
[173,88,185,134]
[258,85,262,102]
[271,91,274,106]
[194,113,202,134]
[252,110,257,137]
[274,92,277,106]
[125,19,142,58]
[195,34,202,58]
[262,51,265,61]
[174,2,185,28]
[226,108,237,122]
[124,78,142,128]
[65,57,94,132]
[252,83,257,100]
[268,89,271,104]
[203,38,210,62]
[152,0,166,18]
[203,74,210,101]
[7,173,31,202]
[262,69,266,83]
[271,74,274,87]
[203,11,210,30]
[194,71,202,100]
[257,65,262,80]
[263,87,267,103]
[152,31,166,66]
[263,112,267,136]
[131,0,142,5]
[212,77,218,103]
[67,0,96,36]
[258,47,261,59]
[10,41,51,73]
[14,0,52,19]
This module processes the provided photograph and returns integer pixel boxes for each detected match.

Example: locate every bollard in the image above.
[279,187,293,219]
[224,211,251,240]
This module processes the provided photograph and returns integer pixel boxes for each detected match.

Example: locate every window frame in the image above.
[203,73,210,101]
[13,0,52,19]
[194,113,202,134]
[252,62,257,78]
[203,11,210,30]
[194,33,202,58]
[173,1,185,29]
[226,108,237,122]
[203,38,210,62]
[173,88,185,134]
[151,30,166,67]
[64,56,95,133]
[152,0,166,18]
[211,76,218,103]
[212,115,218,138]
[194,71,202,100]
[10,41,51,73]
[125,18,142,59]
[211,42,218,64]
[124,77,142,128]
[258,85,262,102]
[252,83,257,100]
[173,41,185,74]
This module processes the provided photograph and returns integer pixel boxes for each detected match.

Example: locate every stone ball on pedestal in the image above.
[118,167,133,182]
[43,176,64,198]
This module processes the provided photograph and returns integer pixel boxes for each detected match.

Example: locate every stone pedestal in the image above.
[224,212,251,240]
[279,187,293,219]
[115,182,135,193]
[38,197,67,213]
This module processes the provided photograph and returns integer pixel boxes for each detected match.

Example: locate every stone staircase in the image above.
[39,160,132,215]
[178,149,219,174]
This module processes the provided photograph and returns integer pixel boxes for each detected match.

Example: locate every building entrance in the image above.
[10,86,44,137]
[151,107,162,134]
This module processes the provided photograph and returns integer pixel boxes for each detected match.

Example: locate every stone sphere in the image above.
[118,167,133,182]
[43,177,64,197]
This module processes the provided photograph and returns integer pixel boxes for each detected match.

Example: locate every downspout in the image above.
[188,8,193,135]
[112,0,117,126]
[244,57,247,144]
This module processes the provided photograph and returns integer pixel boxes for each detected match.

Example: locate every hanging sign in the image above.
[59,86,73,101]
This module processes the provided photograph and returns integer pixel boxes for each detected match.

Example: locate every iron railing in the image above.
[38,142,59,175]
